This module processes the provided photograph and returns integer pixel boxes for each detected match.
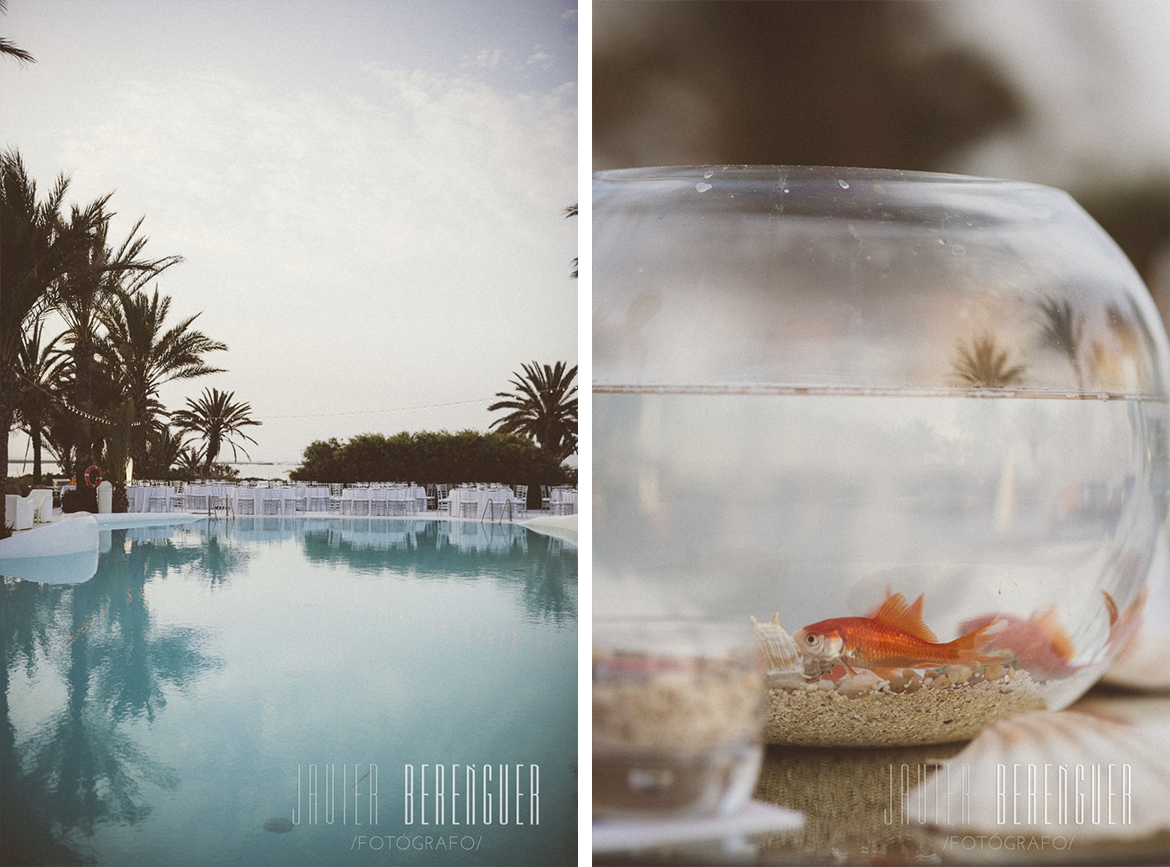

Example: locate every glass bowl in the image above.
[592,618,765,818]
[593,166,1170,746]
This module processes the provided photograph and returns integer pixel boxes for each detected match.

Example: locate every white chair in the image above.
[148,486,172,513]
[306,486,330,512]
[29,489,53,523]
[185,485,210,513]
[261,487,286,515]
[345,487,371,516]
[5,493,35,530]
[552,487,578,516]
[235,487,257,515]
[459,490,480,519]
[209,485,230,514]
[511,485,528,518]
[369,487,389,516]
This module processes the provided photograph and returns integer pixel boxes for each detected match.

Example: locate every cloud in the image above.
[54,65,577,459]
[526,45,555,70]
[462,47,503,70]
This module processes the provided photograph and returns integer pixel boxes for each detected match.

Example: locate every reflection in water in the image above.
[1,519,577,866]
[2,530,220,864]
[949,333,1026,388]
[298,519,578,623]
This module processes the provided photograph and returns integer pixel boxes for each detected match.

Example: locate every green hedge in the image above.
[289,430,572,486]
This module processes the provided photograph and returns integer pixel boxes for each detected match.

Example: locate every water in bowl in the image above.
[594,388,1168,741]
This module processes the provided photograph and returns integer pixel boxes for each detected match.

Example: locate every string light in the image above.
[11,368,147,427]
[14,370,575,426]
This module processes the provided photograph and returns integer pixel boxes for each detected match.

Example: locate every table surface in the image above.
[592,686,1170,866]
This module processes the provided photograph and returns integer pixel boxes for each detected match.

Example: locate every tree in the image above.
[488,361,578,463]
[564,203,578,279]
[950,334,1026,388]
[0,0,35,66]
[101,286,226,469]
[12,321,67,485]
[1,149,106,528]
[54,215,180,483]
[170,388,261,469]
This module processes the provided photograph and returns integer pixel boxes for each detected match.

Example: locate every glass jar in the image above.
[593,166,1170,745]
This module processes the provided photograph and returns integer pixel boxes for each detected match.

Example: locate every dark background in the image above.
[593,0,1170,330]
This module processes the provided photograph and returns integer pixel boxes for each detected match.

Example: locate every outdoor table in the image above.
[446,486,517,519]
[550,487,578,515]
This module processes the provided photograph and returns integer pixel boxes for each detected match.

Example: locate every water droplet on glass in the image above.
[703,170,714,179]
[695,182,712,193]
[951,245,966,256]
[837,179,850,189]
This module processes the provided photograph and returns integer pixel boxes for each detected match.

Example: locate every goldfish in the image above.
[794,592,1006,676]
[958,589,1145,682]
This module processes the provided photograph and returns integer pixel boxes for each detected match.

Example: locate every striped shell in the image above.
[907,708,1170,841]
[752,613,813,688]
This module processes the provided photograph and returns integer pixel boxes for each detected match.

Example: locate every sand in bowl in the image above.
[753,613,1046,746]
[766,664,1046,746]
[593,621,766,818]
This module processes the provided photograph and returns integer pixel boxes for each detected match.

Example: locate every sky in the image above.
[2,0,579,469]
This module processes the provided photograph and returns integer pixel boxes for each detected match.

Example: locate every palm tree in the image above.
[950,334,1027,388]
[1037,296,1085,391]
[12,321,68,485]
[488,361,578,462]
[170,388,261,469]
[139,425,191,481]
[55,214,180,483]
[1,149,106,528]
[101,286,226,469]
[0,0,35,66]
[564,203,578,279]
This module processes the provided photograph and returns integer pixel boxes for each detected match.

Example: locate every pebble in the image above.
[984,664,1006,682]
[931,675,952,689]
[837,670,884,698]
[946,665,972,684]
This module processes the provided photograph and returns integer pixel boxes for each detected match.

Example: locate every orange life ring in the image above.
[84,465,103,488]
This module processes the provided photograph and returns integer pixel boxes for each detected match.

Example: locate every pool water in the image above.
[1,517,578,866]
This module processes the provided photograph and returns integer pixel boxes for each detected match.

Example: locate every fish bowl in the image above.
[592,166,1170,746]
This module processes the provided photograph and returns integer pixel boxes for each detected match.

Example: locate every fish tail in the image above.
[948,617,1008,664]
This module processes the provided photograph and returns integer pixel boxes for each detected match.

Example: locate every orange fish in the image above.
[794,592,1005,676]
[958,590,1146,681]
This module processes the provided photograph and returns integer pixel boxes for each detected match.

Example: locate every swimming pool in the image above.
[0,517,578,866]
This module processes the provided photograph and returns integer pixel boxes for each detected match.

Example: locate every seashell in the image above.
[752,613,812,688]
[906,709,1169,841]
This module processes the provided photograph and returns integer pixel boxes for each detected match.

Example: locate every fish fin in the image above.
[873,593,938,643]
[1102,591,1119,628]
[951,617,1009,663]
[1032,607,1076,663]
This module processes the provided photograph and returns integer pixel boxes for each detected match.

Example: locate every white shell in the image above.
[752,614,811,688]
[906,708,1170,841]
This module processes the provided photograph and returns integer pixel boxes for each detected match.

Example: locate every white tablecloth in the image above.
[341,485,424,516]
[128,485,176,513]
[233,486,298,515]
[445,486,519,519]
[550,487,578,515]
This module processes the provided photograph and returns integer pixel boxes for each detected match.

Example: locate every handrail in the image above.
[482,497,514,524]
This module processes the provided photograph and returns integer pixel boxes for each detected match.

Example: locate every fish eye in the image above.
[805,634,817,645]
